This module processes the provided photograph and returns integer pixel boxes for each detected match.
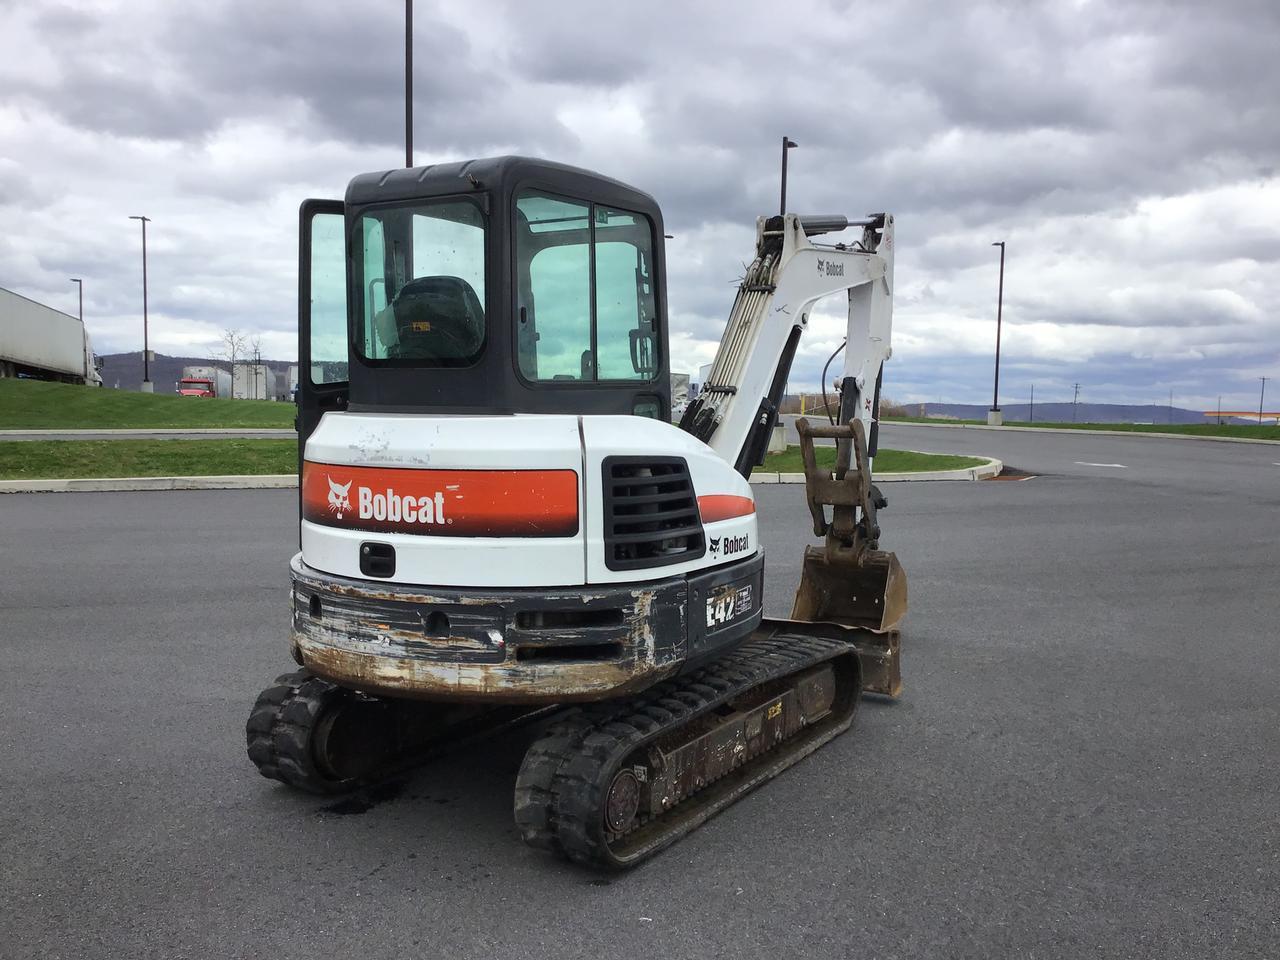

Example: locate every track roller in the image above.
[514,627,863,869]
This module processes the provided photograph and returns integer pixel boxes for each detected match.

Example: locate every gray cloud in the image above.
[1,0,1277,409]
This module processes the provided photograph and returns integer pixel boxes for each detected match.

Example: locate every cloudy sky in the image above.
[2,0,1277,409]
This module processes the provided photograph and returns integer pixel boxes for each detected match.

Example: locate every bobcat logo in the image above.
[326,477,353,519]
[709,536,722,555]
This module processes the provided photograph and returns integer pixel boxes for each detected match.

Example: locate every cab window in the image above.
[515,191,658,383]
[356,199,486,366]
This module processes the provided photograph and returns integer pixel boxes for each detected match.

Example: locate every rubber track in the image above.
[245,669,357,794]
[514,631,859,869]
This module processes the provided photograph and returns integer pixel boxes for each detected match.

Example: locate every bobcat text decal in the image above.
[302,462,578,538]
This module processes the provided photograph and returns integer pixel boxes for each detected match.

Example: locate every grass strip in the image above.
[884,416,1280,440]
[754,446,986,474]
[0,379,294,429]
[0,439,296,480]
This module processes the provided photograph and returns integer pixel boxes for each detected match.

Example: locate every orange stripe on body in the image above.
[697,494,756,524]
[302,461,579,538]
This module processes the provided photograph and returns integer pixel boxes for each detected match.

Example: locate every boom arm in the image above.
[680,213,895,476]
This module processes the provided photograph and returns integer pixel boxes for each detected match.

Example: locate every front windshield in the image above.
[356,199,486,366]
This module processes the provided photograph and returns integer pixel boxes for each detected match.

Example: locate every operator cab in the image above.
[298,156,670,442]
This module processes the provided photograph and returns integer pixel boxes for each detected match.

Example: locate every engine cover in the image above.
[301,412,757,589]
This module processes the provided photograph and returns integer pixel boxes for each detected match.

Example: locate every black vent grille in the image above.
[602,457,705,571]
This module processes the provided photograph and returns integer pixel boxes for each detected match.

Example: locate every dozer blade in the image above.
[792,546,906,697]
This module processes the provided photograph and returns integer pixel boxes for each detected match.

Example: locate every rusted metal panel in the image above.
[289,554,687,703]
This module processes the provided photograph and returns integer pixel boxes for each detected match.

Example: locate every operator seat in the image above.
[388,276,484,361]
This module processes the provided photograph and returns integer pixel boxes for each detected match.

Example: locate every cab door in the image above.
[298,199,348,449]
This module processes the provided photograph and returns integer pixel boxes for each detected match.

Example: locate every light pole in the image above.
[1261,377,1270,424]
[988,241,1005,425]
[129,215,152,392]
[69,278,83,324]
[779,136,798,215]
[69,278,86,381]
[1029,383,1034,424]
[405,0,413,168]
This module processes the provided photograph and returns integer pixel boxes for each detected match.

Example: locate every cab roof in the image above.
[345,155,661,217]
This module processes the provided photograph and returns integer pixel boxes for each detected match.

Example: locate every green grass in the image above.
[755,445,986,474]
[0,378,295,430]
[883,415,1280,440]
[0,438,986,481]
[0,439,296,480]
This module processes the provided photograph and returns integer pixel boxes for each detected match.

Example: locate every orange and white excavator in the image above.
[247,155,906,868]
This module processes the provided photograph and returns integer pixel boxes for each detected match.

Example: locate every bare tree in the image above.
[219,328,247,397]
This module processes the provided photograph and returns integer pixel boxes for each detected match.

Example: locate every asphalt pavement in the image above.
[2,431,1277,959]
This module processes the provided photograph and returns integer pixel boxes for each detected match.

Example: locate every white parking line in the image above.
[1075,461,1128,468]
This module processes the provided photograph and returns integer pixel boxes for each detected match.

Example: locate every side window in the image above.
[517,194,591,381]
[594,237,655,380]
[527,243,591,379]
[516,192,658,383]
[309,211,348,384]
[361,218,387,358]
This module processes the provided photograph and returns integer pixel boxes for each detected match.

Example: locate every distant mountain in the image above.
[904,401,1253,426]
[99,352,295,394]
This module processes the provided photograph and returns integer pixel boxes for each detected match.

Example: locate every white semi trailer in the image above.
[233,362,278,400]
[0,286,103,385]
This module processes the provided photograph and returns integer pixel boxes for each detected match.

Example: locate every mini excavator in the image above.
[247,156,906,868]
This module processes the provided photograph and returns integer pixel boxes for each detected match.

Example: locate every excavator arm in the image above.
[682,211,905,688]
[680,212,895,476]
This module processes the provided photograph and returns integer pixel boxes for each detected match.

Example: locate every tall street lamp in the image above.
[129,215,152,392]
[988,240,1006,426]
[70,278,85,382]
[405,0,413,168]
[779,136,798,215]
[69,278,82,323]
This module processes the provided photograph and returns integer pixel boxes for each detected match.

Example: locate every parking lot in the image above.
[2,429,1277,959]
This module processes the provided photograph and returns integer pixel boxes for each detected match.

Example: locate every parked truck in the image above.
[0,286,103,385]
[233,362,278,400]
[177,365,232,398]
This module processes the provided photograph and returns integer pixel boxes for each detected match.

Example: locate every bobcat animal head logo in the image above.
[327,476,352,519]
[709,536,722,555]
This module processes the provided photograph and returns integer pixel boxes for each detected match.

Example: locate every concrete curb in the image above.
[887,420,1280,445]
[0,474,298,494]
[752,457,1002,484]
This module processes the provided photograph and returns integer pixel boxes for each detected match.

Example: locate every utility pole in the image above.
[779,136,798,215]
[988,241,1006,425]
[128,215,152,392]
[1168,388,1174,424]
[1029,383,1034,424]
[1072,382,1081,422]
[1261,377,1270,424]
[1217,395,1222,426]
[405,0,413,168]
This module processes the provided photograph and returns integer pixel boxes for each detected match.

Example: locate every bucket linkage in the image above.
[790,417,907,696]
